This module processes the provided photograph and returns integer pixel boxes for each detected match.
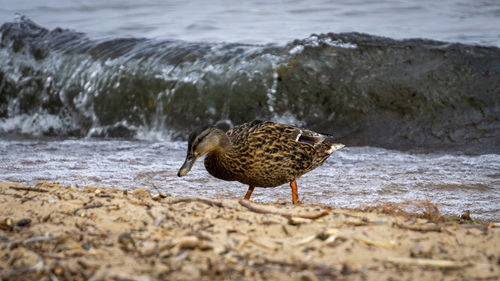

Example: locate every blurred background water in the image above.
[1,0,499,46]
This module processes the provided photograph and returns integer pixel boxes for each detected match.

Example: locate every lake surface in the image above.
[1,0,499,46]
[1,139,498,222]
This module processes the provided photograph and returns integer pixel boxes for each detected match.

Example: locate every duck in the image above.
[177,120,344,204]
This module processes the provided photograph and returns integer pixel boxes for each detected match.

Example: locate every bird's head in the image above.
[177,126,229,177]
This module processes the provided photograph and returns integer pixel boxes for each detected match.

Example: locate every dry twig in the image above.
[73,203,104,214]
[395,223,443,232]
[386,257,468,268]
[168,197,224,208]
[0,260,44,279]
[354,236,398,248]
[9,186,48,193]
[238,199,330,220]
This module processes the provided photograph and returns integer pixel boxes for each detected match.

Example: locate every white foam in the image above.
[0,113,64,136]
[270,112,305,127]
[135,128,174,142]
[289,45,304,55]
[289,35,358,55]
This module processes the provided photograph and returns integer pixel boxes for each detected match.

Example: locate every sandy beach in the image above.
[0,182,498,281]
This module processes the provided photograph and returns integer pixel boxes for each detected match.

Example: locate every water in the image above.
[1,18,498,152]
[1,0,499,46]
[0,1,499,222]
[0,138,498,222]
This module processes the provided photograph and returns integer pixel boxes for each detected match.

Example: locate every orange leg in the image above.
[290,180,299,205]
[244,185,255,200]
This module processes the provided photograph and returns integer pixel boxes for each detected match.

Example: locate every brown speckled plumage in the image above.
[177,120,344,204]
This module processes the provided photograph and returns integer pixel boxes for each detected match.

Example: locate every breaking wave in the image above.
[1,16,499,153]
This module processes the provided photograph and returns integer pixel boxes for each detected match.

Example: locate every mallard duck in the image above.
[177,120,344,204]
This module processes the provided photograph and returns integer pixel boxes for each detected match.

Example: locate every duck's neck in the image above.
[204,133,236,181]
[209,129,232,155]
[218,133,232,152]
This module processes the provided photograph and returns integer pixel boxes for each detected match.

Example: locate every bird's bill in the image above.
[177,154,198,177]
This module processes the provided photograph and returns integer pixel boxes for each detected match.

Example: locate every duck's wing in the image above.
[226,120,269,144]
[226,120,329,147]
[226,120,263,137]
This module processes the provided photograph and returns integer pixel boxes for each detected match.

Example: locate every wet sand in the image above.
[0,182,498,281]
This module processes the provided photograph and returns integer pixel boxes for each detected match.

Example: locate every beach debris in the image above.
[118,232,136,252]
[354,236,398,248]
[340,263,360,275]
[322,229,339,243]
[133,188,152,199]
[238,199,330,220]
[173,236,212,250]
[395,222,443,232]
[15,218,31,228]
[73,203,104,214]
[293,229,340,246]
[343,216,370,226]
[174,236,200,249]
[288,217,313,225]
[83,186,100,193]
[244,256,341,279]
[0,218,13,231]
[0,182,498,280]
[237,237,275,250]
[360,199,444,221]
[295,235,317,246]
[410,242,433,258]
[0,259,44,280]
[386,257,468,268]
[0,218,31,232]
[447,210,481,224]
[22,234,56,245]
[168,197,224,208]
[259,216,285,225]
[153,214,167,227]
[9,185,48,193]
[461,210,472,220]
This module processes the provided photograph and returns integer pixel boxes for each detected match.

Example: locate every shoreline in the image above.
[0,182,498,280]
